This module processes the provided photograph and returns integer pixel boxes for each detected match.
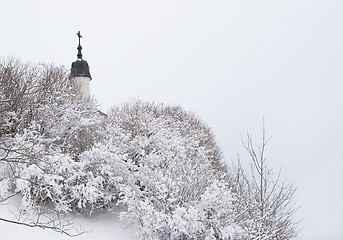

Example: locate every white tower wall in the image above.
[73,76,91,99]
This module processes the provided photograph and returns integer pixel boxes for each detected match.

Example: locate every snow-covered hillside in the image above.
[0,59,299,239]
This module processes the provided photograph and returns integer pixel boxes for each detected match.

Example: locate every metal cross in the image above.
[77,31,82,45]
[77,31,83,59]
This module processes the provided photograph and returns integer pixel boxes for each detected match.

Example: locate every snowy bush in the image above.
[106,100,244,239]
[16,145,129,215]
[121,180,246,240]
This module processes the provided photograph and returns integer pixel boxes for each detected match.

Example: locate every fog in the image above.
[1,1,342,239]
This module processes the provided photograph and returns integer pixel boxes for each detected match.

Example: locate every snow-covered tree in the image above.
[228,127,300,240]
[0,58,105,234]
[107,100,244,239]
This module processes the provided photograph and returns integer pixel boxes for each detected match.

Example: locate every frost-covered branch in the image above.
[230,125,300,240]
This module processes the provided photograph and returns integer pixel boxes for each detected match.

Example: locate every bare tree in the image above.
[0,208,84,237]
[229,124,300,240]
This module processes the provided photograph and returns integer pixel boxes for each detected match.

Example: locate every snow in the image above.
[0,202,137,240]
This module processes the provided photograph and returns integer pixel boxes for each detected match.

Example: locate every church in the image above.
[69,31,92,99]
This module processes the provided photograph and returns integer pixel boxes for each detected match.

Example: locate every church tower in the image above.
[70,31,92,99]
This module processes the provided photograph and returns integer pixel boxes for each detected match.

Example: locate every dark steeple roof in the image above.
[70,31,92,79]
[71,60,91,79]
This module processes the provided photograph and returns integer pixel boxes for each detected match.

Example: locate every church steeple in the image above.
[70,31,91,79]
[70,31,92,99]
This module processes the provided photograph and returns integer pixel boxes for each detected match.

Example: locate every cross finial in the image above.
[77,31,83,59]
[77,31,82,43]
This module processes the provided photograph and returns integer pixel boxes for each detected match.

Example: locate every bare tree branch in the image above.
[233,124,300,239]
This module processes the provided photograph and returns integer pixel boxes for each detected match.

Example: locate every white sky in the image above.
[1,1,342,239]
